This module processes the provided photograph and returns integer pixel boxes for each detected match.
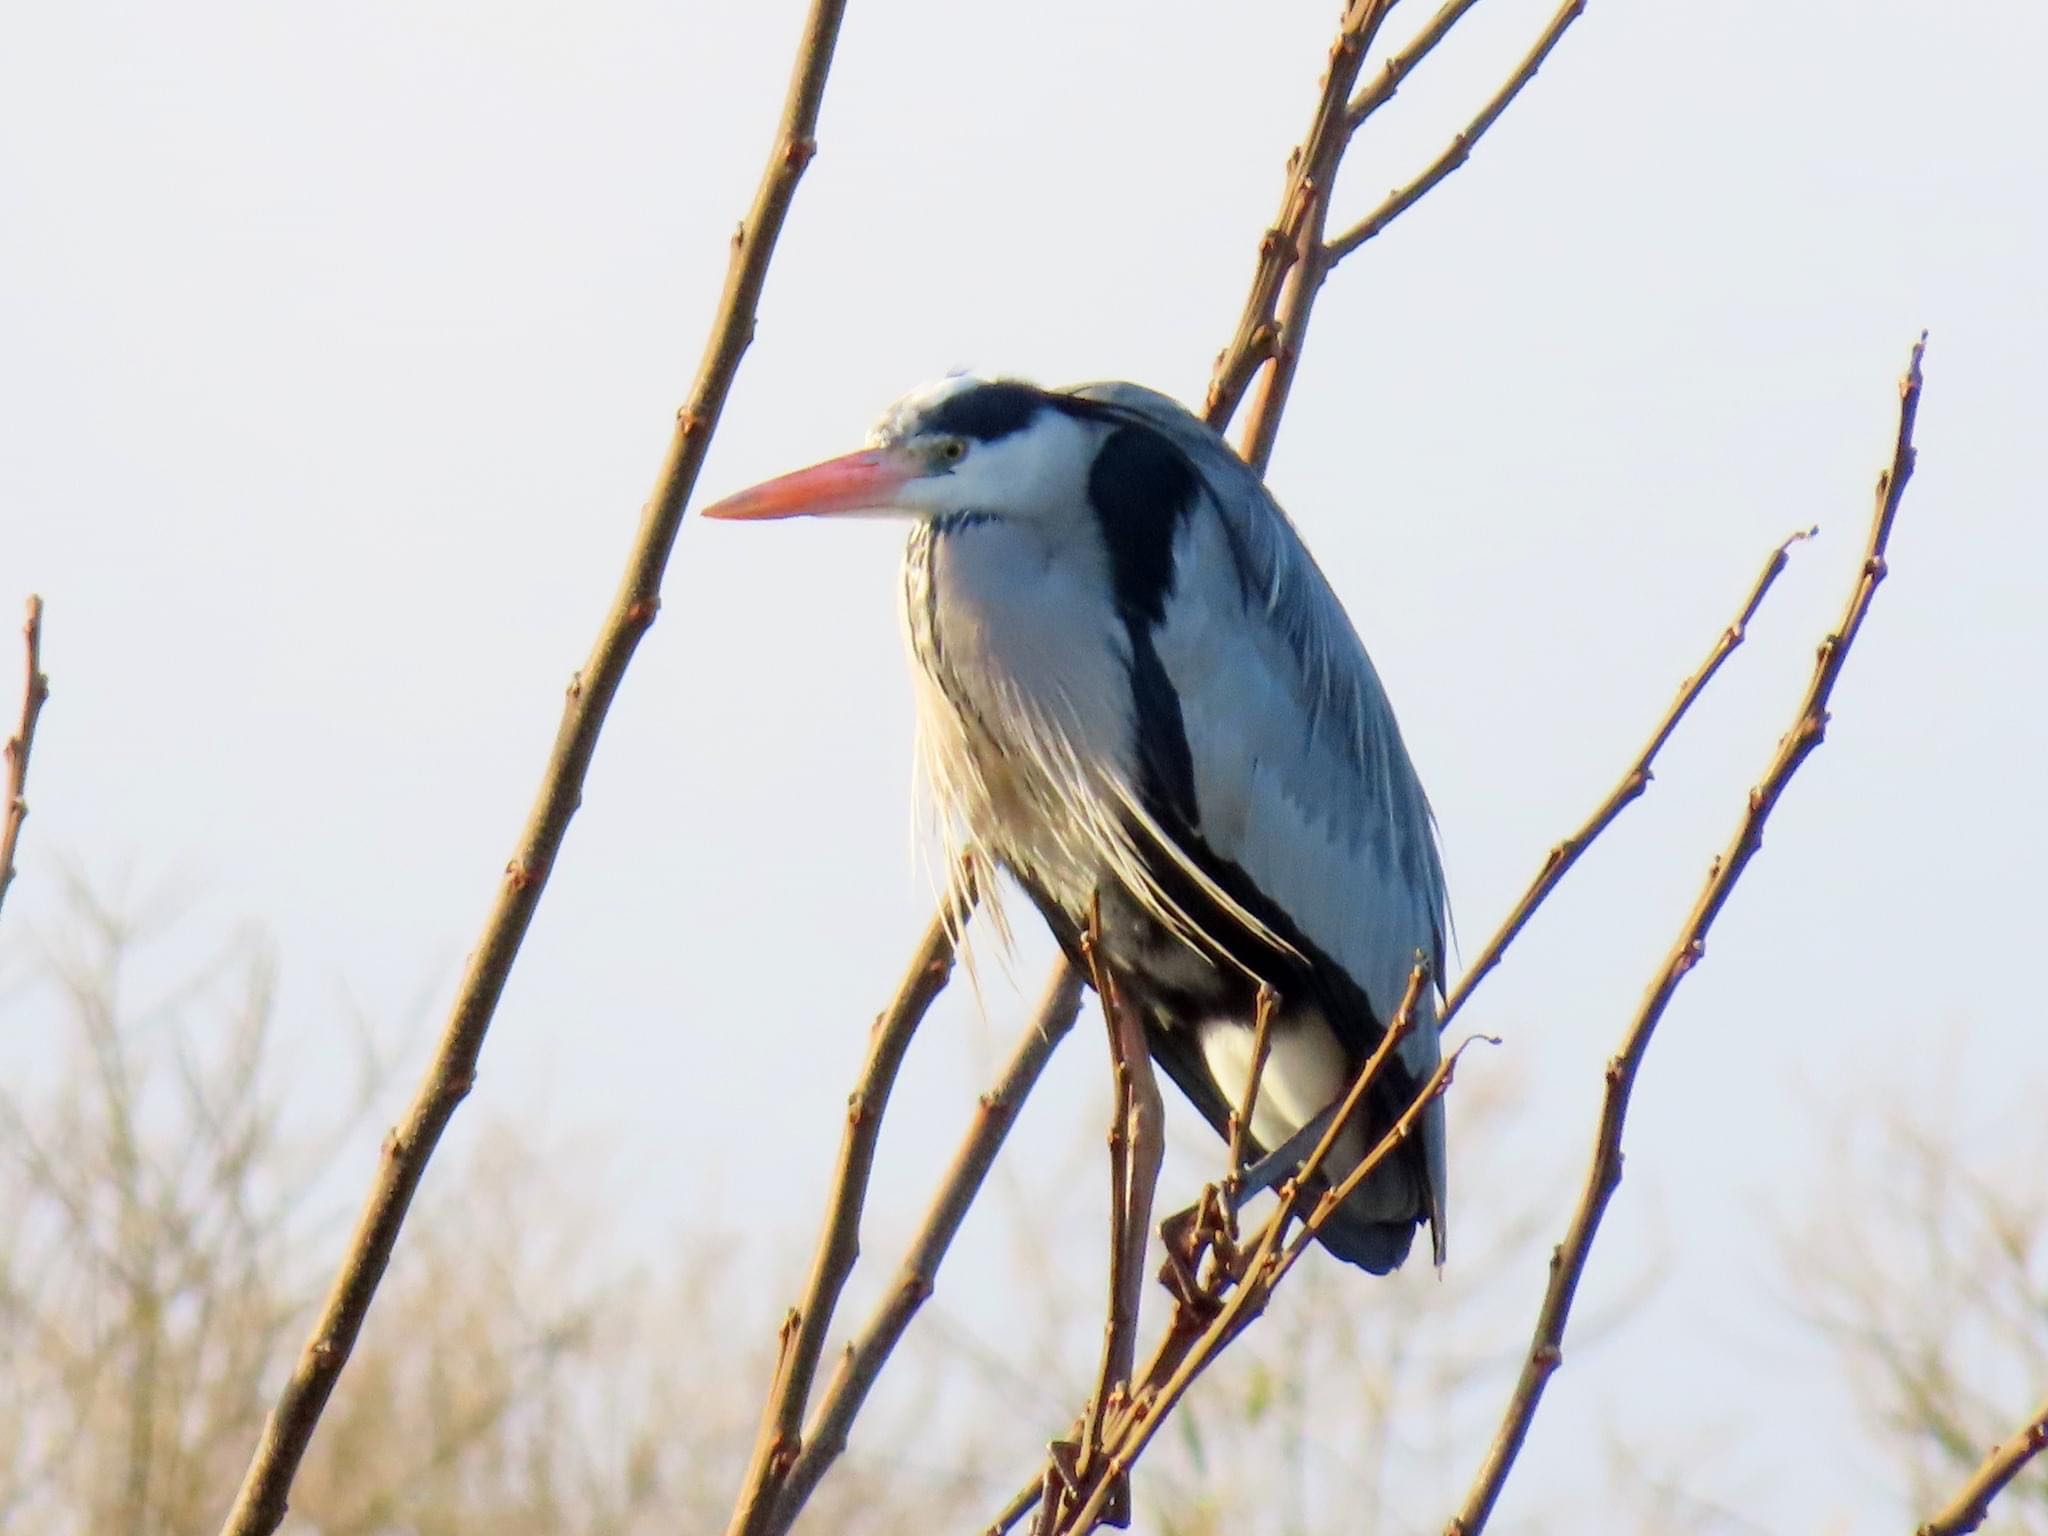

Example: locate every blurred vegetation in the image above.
[2,888,2040,1533]
[1785,1080,2048,1535]
[0,890,973,1535]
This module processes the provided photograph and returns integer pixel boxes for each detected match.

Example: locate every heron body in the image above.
[705,375,1449,1273]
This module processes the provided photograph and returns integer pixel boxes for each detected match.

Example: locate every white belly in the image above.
[1197,1012,1366,1169]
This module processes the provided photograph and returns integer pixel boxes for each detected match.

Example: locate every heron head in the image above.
[700,375,1100,528]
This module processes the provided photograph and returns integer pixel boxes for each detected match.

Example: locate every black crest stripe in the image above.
[922,381,1045,443]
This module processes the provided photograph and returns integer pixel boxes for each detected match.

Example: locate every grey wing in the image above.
[1070,381,1452,1248]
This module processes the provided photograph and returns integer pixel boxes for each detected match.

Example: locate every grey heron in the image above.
[703,375,1449,1274]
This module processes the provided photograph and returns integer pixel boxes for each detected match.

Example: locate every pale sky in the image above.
[4,1,2045,1529]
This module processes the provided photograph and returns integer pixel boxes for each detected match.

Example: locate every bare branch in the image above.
[998,966,1443,1535]
[1202,0,1397,443]
[1346,0,1489,129]
[1328,0,1587,264]
[1915,1393,2048,1536]
[769,962,1086,1535]
[1222,984,1280,1211]
[987,1479,1044,1536]
[0,594,50,926]
[1043,1008,1489,1536]
[1439,525,1815,1033]
[213,6,856,1533]
[726,884,973,1536]
[1445,334,1930,1536]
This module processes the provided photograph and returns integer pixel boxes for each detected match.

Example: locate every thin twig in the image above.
[1914,1392,2048,1536]
[1003,967,1440,1536]
[986,1474,1047,1536]
[1229,0,1402,470]
[1050,1012,1486,1536]
[727,884,973,1536]
[1438,525,1816,1033]
[1346,0,1488,128]
[1445,335,1930,1536]
[1327,0,1587,264]
[214,7,855,1534]
[1203,0,1397,440]
[0,595,50,927]
[769,962,1084,1536]
[1075,919,1131,1484]
[1223,984,1281,1203]
[1279,965,1436,1256]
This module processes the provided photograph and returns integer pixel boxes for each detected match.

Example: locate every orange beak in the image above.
[699,446,923,522]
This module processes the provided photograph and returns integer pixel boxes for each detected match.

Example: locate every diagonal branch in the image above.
[0,594,50,927]
[727,883,973,1536]
[768,963,1085,1536]
[1439,525,1815,1034]
[214,5,855,1532]
[1203,0,1398,443]
[1044,997,1489,1536]
[1914,1392,2048,1536]
[1445,334,1930,1536]
[1346,0,1489,129]
[1328,0,1586,264]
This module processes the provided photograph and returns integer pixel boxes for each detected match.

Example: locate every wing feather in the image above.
[1070,383,1451,1246]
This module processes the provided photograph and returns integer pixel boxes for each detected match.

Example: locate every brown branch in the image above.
[767,961,1084,1536]
[1346,0,1489,129]
[0,595,50,927]
[1915,1392,2048,1536]
[1222,983,1280,1205]
[1001,966,1439,1536]
[1445,335,1930,1536]
[1282,968,1440,1258]
[1046,1006,1487,1536]
[726,887,972,1536]
[1327,0,1587,264]
[213,6,855,1534]
[1202,0,1397,440]
[1438,525,1815,1034]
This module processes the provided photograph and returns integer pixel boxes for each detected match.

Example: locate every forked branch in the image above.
[768,964,1085,1536]
[215,4,855,1532]
[1445,336,1930,1536]
[1328,0,1588,263]
[1034,969,1488,1536]
[1229,0,1589,468]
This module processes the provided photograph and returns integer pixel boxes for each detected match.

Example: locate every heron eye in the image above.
[936,438,967,465]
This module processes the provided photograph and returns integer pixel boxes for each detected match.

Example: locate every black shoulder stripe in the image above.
[1088,424,1198,627]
